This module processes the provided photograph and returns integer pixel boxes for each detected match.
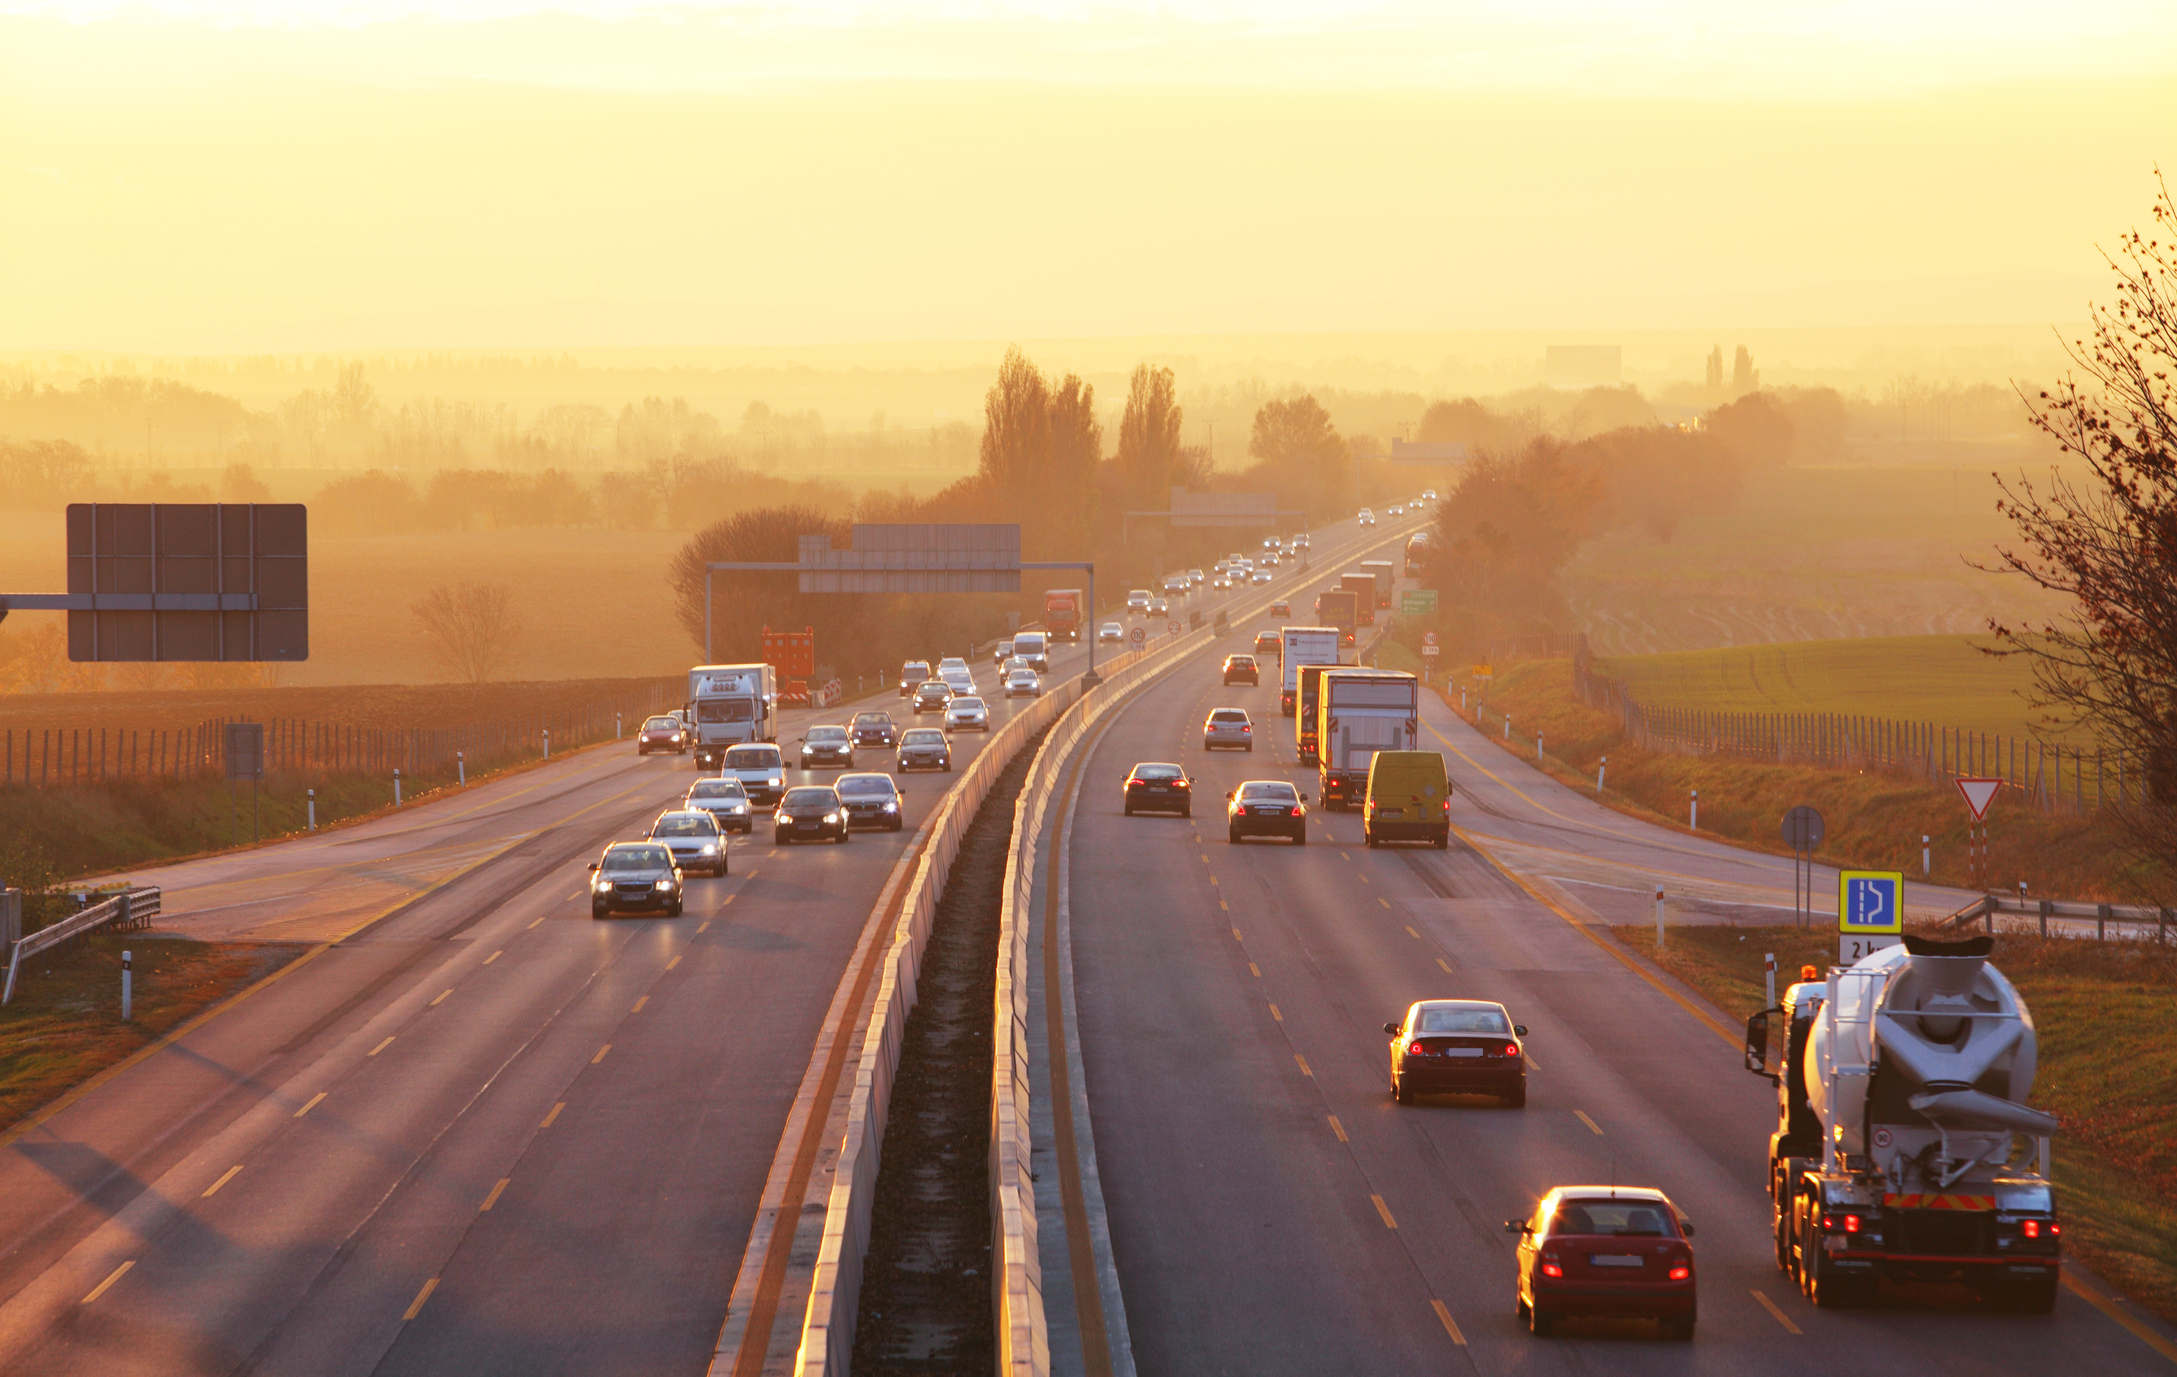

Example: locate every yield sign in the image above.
[1956,777,2003,821]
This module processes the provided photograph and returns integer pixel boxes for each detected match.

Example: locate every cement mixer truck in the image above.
[1742,934,2062,1312]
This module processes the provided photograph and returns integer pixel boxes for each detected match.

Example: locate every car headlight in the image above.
[654,878,674,890]
[824,812,842,824]
[768,776,782,787]
[700,844,718,854]
[881,801,898,812]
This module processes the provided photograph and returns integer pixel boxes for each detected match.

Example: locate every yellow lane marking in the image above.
[1431,1299,1466,1344]
[1436,958,1453,974]
[1575,1110,1604,1136]
[1231,927,1243,942]
[202,1164,244,1198]
[81,1260,134,1304]
[540,1101,565,1128]
[403,1277,439,1321]
[1295,1054,1313,1077]
[1199,854,1209,864]
[1452,824,1743,1051]
[294,1091,327,1118]
[1358,875,1370,885]
[2064,1269,2177,1363]
[1208,874,1218,886]
[484,950,503,965]
[1422,719,1604,832]
[631,996,648,1013]
[1526,1051,1542,1070]
[666,955,682,971]
[368,1036,395,1057]
[1249,963,1262,978]
[591,1044,611,1064]
[1340,851,1351,861]
[1371,1194,1398,1229]
[1328,1115,1347,1142]
[1270,1004,1283,1022]
[527,915,548,930]
[1380,899,1392,910]
[480,1178,510,1212]
[697,920,711,933]
[1405,925,1421,939]
[1751,1288,1801,1334]
[722,893,736,905]
[429,989,453,1007]
[1219,899,1230,911]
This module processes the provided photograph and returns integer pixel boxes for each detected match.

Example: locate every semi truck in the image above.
[1044,589,1084,642]
[1314,589,1359,647]
[1742,934,2062,1312]
[1279,627,1343,716]
[1313,669,1419,809]
[686,663,778,769]
[1294,663,1337,764]
[1340,572,1379,625]
[1359,559,1396,609]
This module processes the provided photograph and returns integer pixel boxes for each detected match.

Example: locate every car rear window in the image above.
[603,846,671,870]
[653,813,717,836]
[1238,782,1297,801]
[902,730,946,745]
[783,787,838,807]
[951,696,984,708]
[725,746,781,768]
[808,726,848,741]
[1133,763,1182,780]
[1550,1200,1678,1238]
[838,776,896,797]
[644,717,676,730]
[854,713,891,726]
[1416,1006,1510,1034]
[1210,709,1249,722]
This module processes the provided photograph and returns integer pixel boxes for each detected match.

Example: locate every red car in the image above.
[1122,762,1192,817]
[1383,999,1526,1106]
[638,714,687,755]
[1506,1186,1697,1339]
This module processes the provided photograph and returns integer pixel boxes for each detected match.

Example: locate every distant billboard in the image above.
[1169,489,1277,528]
[64,503,308,662]
[796,523,1022,593]
[1545,345,1622,389]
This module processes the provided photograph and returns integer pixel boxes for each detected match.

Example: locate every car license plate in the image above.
[1441,1047,1484,1058]
[1377,808,1403,817]
[1591,1255,1644,1268]
[797,820,818,830]
[1253,807,1282,815]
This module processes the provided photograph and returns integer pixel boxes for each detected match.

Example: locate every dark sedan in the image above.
[851,711,899,749]
[1123,762,1192,817]
[1385,999,1527,1106]
[896,727,952,772]
[837,772,905,831]
[588,842,683,919]
[911,680,953,714]
[1507,1187,1697,1339]
[1223,653,1259,686]
[799,725,855,769]
[773,785,849,844]
[1226,780,1307,844]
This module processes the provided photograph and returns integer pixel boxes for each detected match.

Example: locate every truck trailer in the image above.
[1743,934,2062,1312]
[686,663,778,769]
[1279,627,1343,716]
[1044,589,1084,643]
[1313,669,1419,809]
[1340,572,1379,625]
[1314,590,1359,647]
[1359,559,1396,609]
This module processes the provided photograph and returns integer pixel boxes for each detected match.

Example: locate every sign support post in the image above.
[1955,778,2003,893]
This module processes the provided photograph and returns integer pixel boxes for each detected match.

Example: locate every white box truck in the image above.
[687,663,778,769]
[1314,669,1418,810]
[1279,626,1342,717]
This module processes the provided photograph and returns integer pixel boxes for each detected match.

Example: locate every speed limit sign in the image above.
[1168,620,1182,636]
[1129,626,1147,647]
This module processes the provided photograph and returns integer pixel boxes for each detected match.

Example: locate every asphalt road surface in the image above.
[1065,590,2176,1376]
[0,513,1409,1376]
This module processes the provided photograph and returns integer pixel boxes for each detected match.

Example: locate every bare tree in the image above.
[412,582,526,684]
[1988,174,2177,881]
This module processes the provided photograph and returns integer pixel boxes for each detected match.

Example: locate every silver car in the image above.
[946,695,991,732]
[647,808,728,877]
[1250,568,1274,584]
[897,726,952,772]
[684,777,754,834]
[941,668,977,697]
[1203,707,1255,751]
[722,743,786,805]
[1004,668,1042,698]
[1099,622,1123,643]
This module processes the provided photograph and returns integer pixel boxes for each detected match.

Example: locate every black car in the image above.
[774,785,849,844]
[799,725,855,769]
[912,680,953,714]
[1123,762,1193,817]
[896,727,952,772]
[851,711,899,749]
[837,772,905,831]
[589,842,684,919]
[1223,653,1259,686]
[1226,780,1307,844]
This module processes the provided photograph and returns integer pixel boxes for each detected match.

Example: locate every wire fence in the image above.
[0,680,679,789]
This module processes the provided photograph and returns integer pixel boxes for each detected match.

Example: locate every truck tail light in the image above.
[1823,1213,1861,1233]
[2022,1219,2040,1238]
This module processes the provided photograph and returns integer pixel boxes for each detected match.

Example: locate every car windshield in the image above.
[644,717,676,730]
[919,682,949,694]
[783,787,838,807]
[725,746,781,769]
[602,846,671,870]
[689,780,746,799]
[1238,782,1297,801]
[838,776,896,797]
[808,727,848,742]
[854,713,891,726]
[1133,764,1182,780]
[1550,1200,1678,1238]
[1416,1006,1511,1035]
[952,697,985,710]
[1008,670,1034,681]
[902,730,946,746]
[652,814,717,837]
[939,659,966,670]
[697,699,754,723]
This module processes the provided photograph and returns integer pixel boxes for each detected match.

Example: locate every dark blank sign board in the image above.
[225,722,266,781]
[67,503,307,662]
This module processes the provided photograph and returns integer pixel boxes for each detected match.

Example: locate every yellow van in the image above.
[1363,750,1451,848]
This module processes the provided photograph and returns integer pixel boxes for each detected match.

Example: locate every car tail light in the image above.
[1291,806,1304,816]
[1539,1255,1563,1278]
[1668,1263,1691,1281]
[1503,1043,1520,1057]
[1240,724,1251,732]
[1175,780,1190,790]
[2050,1222,2061,1236]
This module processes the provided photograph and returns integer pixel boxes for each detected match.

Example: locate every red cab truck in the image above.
[1044,588,1084,642]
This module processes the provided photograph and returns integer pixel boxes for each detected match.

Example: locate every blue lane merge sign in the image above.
[1838,871,1904,934]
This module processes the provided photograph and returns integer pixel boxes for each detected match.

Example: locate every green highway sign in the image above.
[1400,589,1438,615]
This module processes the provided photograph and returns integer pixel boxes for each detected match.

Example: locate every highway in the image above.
[1062,576,2175,1374]
[0,516,1404,1376]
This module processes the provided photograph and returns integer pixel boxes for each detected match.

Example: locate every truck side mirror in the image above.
[1744,1009,1780,1082]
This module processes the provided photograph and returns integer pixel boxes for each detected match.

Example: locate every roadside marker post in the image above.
[457,752,465,787]
[394,769,402,807]
[543,728,551,761]
[1655,888,1666,948]
[121,950,131,1022]
[1921,834,1930,877]
[1764,952,1776,1007]
[307,789,316,832]
[1536,731,1543,763]
[1689,789,1699,831]
[1596,755,1607,795]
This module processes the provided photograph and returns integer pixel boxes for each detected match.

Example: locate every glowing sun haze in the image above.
[2,0,2172,350]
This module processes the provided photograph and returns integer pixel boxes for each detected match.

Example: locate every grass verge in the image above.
[0,932,308,1133]
[1608,921,2177,1323]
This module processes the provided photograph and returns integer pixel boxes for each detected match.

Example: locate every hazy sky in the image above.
[3,1,2173,350]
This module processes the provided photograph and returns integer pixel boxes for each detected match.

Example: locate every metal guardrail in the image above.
[1942,893,2172,943]
[2,885,162,1004]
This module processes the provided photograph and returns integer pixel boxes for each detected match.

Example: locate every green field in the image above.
[1595,634,2075,742]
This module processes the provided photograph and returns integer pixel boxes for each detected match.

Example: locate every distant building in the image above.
[1545,345,1622,389]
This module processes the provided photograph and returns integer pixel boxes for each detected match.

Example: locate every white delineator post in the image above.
[307,789,316,831]
[1596,755,1608,795]
[1922,834,1930,878]
[1655,888,1666,948]
[543,728,551,761]
[457,751,466,787]
[616,712,622,740]
[1765,952,1777,1007]
[1535,731,1543,763]
[394,769,402,807]
[122,950,132,1022]
[1689,789,1699,830]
